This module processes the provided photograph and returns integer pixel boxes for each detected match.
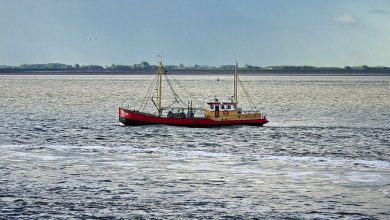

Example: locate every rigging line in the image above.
[139,71,159,111]
[166,74,203,108]
[163,74,178,98]
[238,76,255,109]
[139,76,157,111]
[164,98,181,109]
[164,74,189,107]
[149,73,160,110]
[237,75,256,109]
[168,75,202,108]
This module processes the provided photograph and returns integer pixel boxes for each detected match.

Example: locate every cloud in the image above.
[369,9,388,14]
[334,14,358,24]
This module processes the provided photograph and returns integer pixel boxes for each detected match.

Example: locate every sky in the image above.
[1,0,389,67]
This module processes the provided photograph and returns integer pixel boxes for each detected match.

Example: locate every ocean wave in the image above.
[1,144,389,170]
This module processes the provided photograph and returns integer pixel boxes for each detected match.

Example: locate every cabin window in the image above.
[227,105,231,109]
[221,105,225,109]
[210,105,214,109]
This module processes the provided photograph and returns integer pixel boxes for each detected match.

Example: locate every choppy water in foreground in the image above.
[0,74,389,219]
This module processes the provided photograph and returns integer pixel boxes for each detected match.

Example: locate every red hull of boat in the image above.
[119,108,268,127]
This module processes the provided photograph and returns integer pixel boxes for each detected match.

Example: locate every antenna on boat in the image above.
[233,61,238,103]
[158,52,163,64]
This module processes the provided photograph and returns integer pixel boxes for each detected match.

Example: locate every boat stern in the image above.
[118,107,156,126]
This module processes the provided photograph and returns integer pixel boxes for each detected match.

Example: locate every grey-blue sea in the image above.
[0,74,389,219]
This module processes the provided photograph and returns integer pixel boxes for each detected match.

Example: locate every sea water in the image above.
[0,74,389,219]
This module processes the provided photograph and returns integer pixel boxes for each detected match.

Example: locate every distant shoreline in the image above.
[1,69,390,76]
[2,62,390,76]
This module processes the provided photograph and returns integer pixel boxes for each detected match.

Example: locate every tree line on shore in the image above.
[1,62,389,73]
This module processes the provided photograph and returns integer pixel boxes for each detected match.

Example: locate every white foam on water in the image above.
[235,168,263,174]
[9,151,69,161]
[0,144,29,150]
[45,145,108,152]
[181,150,234,159]
[346,171,384,183]
[259,155,390,169]
[97,160,135,167]
[2,145,389,171]
[34,155,67,161]
[354,159,390,169]
[286,171,316,179]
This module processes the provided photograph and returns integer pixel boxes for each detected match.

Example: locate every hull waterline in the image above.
[119,108,268,127]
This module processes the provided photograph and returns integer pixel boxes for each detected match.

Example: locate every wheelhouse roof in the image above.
[207,102,237,105]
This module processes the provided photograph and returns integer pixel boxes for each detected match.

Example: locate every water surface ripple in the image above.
[0,75,389,219]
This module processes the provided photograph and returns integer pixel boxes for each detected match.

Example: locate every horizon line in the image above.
[1,62,389,69]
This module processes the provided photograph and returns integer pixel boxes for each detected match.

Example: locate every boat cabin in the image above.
[205,98,241,119]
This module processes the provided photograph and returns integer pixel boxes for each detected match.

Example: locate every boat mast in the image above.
[233,61,238,103]
[157,54,164,116]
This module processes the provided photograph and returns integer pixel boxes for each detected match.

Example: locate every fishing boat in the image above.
[118,57,268,127]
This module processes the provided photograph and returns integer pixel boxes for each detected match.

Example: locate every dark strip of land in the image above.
[1,70,389,76]
[1,63,390,75]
